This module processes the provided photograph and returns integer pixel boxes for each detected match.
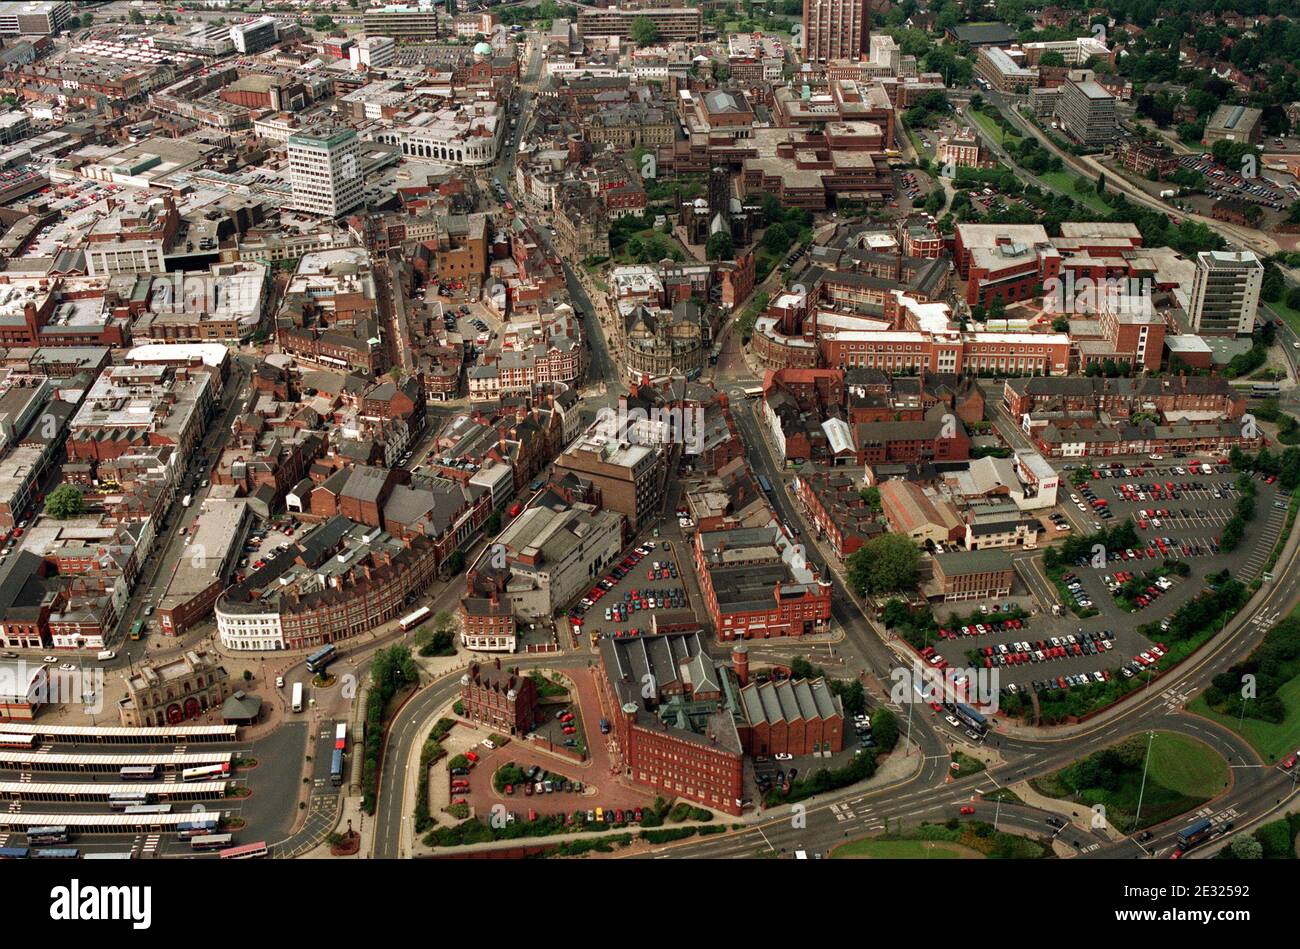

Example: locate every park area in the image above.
[1030,732,1228,833]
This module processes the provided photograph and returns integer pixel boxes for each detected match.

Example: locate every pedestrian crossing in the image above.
[141,834,161,857]
[1160,685,1197,713]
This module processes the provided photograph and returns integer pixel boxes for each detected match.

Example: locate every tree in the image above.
[870,706,899,752]
[630,16,660,46]
[44,485,84,520]
[705,231,734,261]
[128,9,144,24]
[485,512,502,535]
[444,550,466,575]
[846,534,921,596]
[1228,834,1264,860]
[1039,50,1066,67]
[313,14,337,31]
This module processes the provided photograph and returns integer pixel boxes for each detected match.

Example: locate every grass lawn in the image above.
[905,125,928,159]
[968,108,1017,149]
[1037,170,1112,214]
[1264,299,1300,337]
[831,838,983,859]
[1188,673,1300,762]
[1031,732,1227,832]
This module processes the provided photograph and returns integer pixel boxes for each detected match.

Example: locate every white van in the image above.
[97,649,115,662]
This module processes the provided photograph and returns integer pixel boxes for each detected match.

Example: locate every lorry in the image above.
[1159,189,1176,199]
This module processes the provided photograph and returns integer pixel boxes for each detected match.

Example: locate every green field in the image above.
[968,108,1016,149]
[831,838,982,859]
[1036,170,1112,214]
[1264,299,1300,337]
[1031,732,1228,832]
[1188,673,1300,762]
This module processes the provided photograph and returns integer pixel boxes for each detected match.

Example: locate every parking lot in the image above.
[928,458,1290,699]
[1176,152,1293,212]
[567,538,699,647]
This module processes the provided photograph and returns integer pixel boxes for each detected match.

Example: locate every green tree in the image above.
[313,14,337,31]
[1228,834,1264,860]
[846,534,920,596]
[44,485,84,520]
[870,706,899,752]
[705,231,734,261]
[630,16,660,46]
[128,9,144,24]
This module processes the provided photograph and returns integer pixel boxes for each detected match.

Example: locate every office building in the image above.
[1055,71,1118,145]
[363,3,441,39]
[287,127,364,218]
[802,0,869,62]
[0,1,71,35]
[1188,250,1263,337]
[229,16,279,54]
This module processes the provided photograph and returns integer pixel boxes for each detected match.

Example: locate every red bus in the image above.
[218,841,268,860]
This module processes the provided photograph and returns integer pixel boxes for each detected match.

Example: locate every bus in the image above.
[129,619,144,641]
[334,723,347,750]
[0,847,29,859]
[119,765,159,781]
[33,848,79,859]
[1176,818,1214,850]
[28,826,69,845]
[741,385,763,399]
[191,833,234,851]
[398,606,431,632]
[330,748,344,787]
[108,791,151,810]
[177,821,218,839]
[182,762,231,782]
[124,804,173,815]
[218,840,268,860]
[1251,383,1281,398]
[795,849,808,859]
[305,644,337,675]
[954,702,988,735]
[757,475,773,494]
[291,681,304,713]
[84,852,134,860]
[0,733,37,749]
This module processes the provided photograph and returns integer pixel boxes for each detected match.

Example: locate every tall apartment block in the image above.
[287,127,365,218]
[1188,250,1264,337]
[802,0,869,62]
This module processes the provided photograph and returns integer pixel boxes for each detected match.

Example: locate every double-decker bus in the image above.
[305,644,337,675]
[27,826,69,845]
[334,723,347,750]
[398,606,430,632]
[119,765,159,781]
[330,748,344,787]
[0,734,37,749]
[218,840,268,860]
[33,848,79,859]
[757,475,773,494]
[181,762,231,782]
[1251,383,1281,398]
[191,833,234,851]
[0,847,29,859]
[108,791,151,810]
[953,702,988,735]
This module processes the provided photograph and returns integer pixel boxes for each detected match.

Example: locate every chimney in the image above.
[732,643,749,687]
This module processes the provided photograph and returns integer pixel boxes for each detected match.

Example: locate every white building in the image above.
[1188,250,1263,337]
[368,100,505,166]
[287,127,364,218]
[229,16,279,54]
[349,35,395,70]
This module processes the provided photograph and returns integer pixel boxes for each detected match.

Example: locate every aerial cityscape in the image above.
[0,0,1297,899]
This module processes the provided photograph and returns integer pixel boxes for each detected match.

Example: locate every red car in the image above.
[959,805,975,815]
[465,751,479,763]
[505,783,514,795]
[634,807,643,822]
[1282,754,1297,771]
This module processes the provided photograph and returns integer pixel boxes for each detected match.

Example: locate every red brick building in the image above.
[459,660,538,735]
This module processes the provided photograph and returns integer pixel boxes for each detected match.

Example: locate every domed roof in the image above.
[473,41,493,56]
